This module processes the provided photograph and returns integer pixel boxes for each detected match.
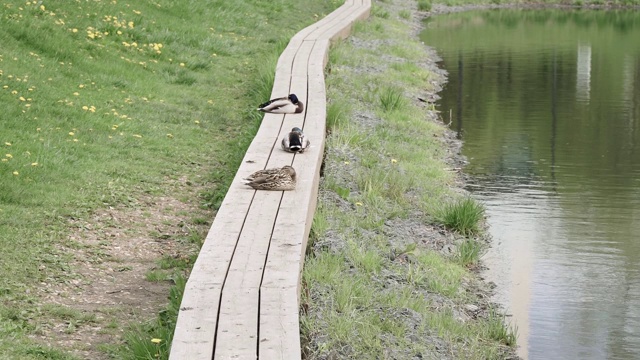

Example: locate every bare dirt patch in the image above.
[30,180,211,359]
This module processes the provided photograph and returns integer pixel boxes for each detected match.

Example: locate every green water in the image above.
[422,9,640,360]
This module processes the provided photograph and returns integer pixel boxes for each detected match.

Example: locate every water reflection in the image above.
[421,9,640,360]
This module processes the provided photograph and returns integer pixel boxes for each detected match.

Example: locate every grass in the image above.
[301,0,517,359]
[437,197,486,236]
[378,86,406,112]
[418,0,433,11]
[0,0,341,357]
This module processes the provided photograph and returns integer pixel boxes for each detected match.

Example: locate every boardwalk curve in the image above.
[169,1,371,359]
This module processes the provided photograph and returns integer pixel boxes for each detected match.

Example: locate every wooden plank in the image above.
[290,1,356,43]
[170,1,370,358]
[258,40,329,360]
[303,3,361,41]
[211,26,316,360]
[258,286,300,359]
[214,190,284,359]
[313,4,371,42]
[169,114,286,359]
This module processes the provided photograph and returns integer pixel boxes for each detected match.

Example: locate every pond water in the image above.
[421,9,640,360]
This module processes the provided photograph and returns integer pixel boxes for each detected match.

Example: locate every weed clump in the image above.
[378,86,405,112]
[437,197,485,236]
[418,0,432,11]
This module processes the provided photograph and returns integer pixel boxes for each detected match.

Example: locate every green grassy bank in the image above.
[301,0,518,359]
[0,0,341,358]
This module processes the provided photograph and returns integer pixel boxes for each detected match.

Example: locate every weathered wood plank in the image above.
[170,0,370,358]
[303,3,361,41]
[169,115,285,359]
[258,40,330,360]
[214,190,284,359]
[290,1,356,43]
[258,287,300,359]
[213,24,316,360]
[312,3,371,42]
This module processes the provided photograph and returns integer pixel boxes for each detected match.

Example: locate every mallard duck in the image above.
[281,127,310,153]
[257,94,304,114]
[242,165,296,191]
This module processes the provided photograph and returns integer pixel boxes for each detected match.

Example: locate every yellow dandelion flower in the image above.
[11,90,17,95]
[344,161,350,165]
[39,5,45,11]
[5,154,12,158]
[5,142,11,146]
[179,63,185,67]
[166,134,173,138]
[73,92,79,96]
[72,28,78,33]
[78,84,84,88]
[12,171,19,176]
[31,162,38,166]
[69,132,74,136]
[36,128,41,131]
[151,338,162,344]
[117,30,122,35]
[355,202,363,206]
[133,134,142,138]
[82,106,88,111]
[19,96,25,101]
[128,21,134,28]
[1,158,7,163]
[2,86,8,89]
[194,120,200,124]
[391,159,398,163]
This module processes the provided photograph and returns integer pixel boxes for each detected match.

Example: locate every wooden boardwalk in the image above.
[169,1,371,359]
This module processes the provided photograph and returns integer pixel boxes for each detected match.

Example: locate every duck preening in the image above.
[242,165,296,191]
[257,94,304,114]
[281,127,310,153]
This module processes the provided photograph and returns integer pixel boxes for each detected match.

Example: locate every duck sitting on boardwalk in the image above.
[281,127,310,153]
[242,165,296,191]
[256,94,304,114]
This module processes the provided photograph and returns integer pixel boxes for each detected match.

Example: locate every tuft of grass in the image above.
[418,0,433,11]
[378,86,406,112]
[436,197,485,236]
[485,308,519,346]
[456,238,485,266]
[326,100,350,130]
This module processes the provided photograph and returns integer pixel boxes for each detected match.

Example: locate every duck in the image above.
[242,165,296,191]
[257,94,304,114]
[281,127,310,153]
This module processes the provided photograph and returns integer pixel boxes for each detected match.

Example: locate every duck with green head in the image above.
[257,94,304,114]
